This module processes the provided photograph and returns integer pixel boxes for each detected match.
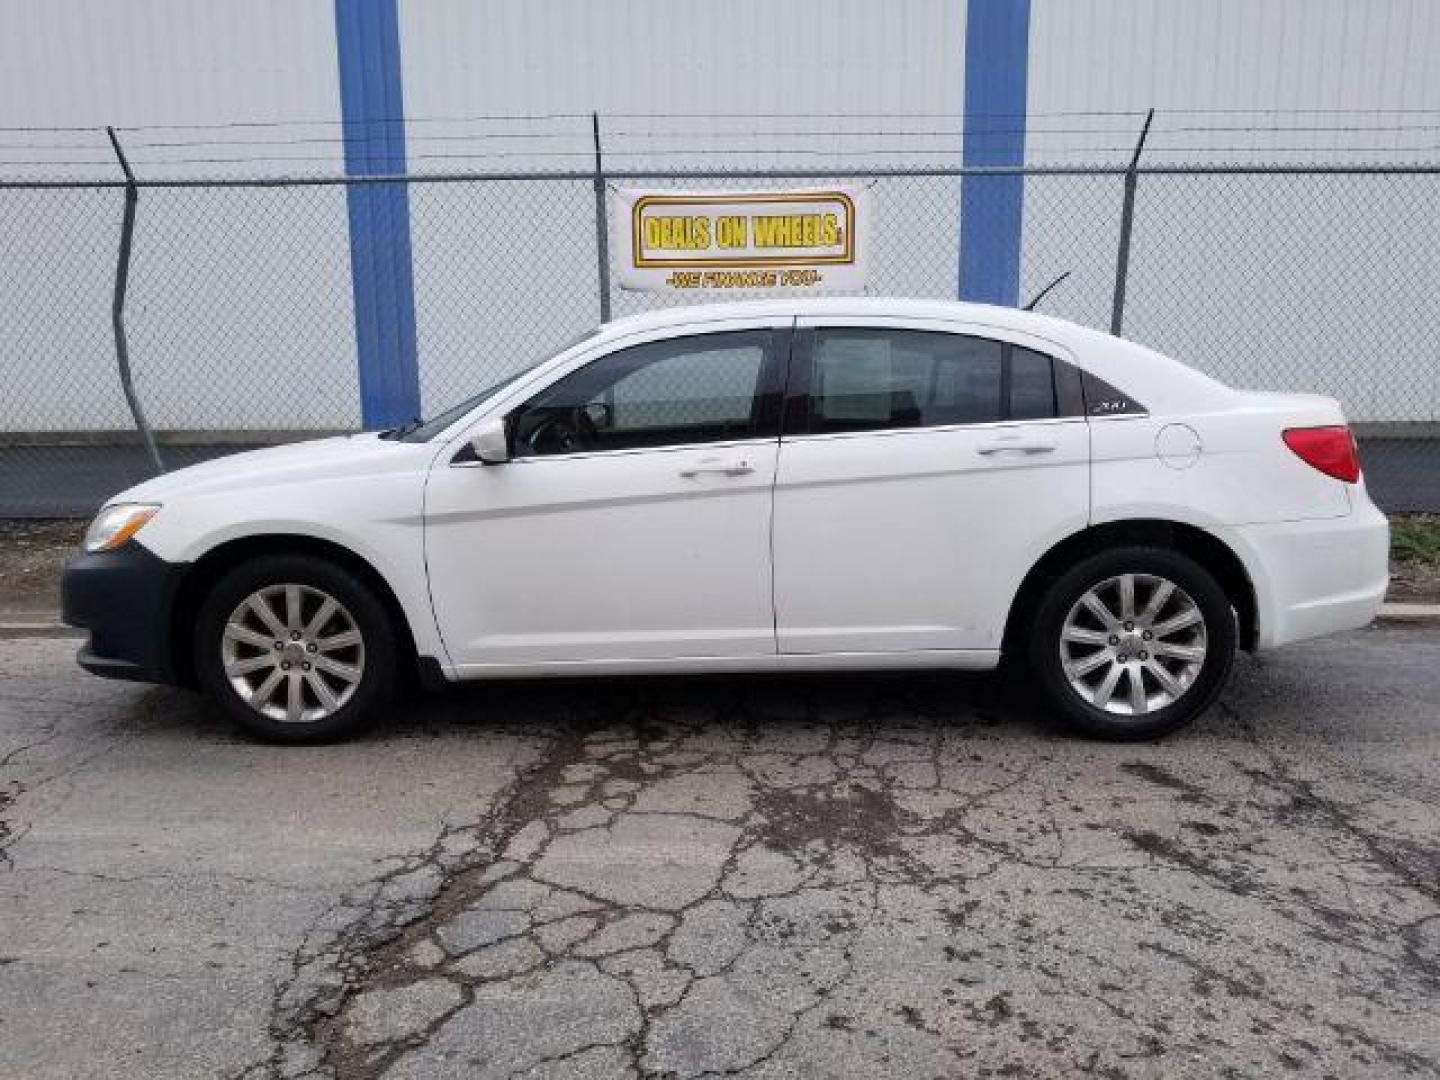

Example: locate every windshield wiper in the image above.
[377,417,424,440]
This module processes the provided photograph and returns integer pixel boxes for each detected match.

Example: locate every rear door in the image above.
[772,318,1091,654]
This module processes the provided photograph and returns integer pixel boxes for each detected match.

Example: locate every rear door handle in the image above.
[976,440,1057,456]
[679,459,755,478]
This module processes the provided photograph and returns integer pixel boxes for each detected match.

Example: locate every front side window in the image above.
[399,327,601,443]
[800,328,1068,433]
[511,330,778,456]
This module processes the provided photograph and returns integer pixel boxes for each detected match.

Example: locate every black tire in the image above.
[194,554,398,743]
[1027,546,1236,741]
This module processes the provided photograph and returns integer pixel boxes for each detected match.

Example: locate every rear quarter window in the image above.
[1081,371,1147,417]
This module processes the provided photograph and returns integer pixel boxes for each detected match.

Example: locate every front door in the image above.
[773,319,1091,654]
[425,324,787,671]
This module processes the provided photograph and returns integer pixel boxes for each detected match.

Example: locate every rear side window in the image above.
[1009,346,1057,420]
[809,330,1000,432]
[798,329,1074,434]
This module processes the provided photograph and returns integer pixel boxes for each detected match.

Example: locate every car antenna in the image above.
[1022,271,1071,311]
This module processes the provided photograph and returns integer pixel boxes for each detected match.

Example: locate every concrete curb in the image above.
[2,604,1438,641]
[1377,602,1440,623]
[0,618,81,639]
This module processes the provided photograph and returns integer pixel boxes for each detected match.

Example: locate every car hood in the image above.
[110,433,432,505]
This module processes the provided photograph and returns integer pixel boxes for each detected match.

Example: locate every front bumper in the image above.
[61,542,188,685]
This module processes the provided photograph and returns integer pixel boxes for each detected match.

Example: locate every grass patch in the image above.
[1392,515,1440,566]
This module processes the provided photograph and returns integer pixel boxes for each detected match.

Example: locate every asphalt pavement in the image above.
[2,625,1438,1079]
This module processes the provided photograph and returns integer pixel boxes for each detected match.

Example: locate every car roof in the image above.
[585,296,1235,414]
[592,296,1082,343]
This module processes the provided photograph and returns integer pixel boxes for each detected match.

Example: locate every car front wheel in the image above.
[195,554,397,742]
[1028,546,1237,741]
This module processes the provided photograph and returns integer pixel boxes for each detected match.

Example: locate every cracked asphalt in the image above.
[2,624,1438,1079]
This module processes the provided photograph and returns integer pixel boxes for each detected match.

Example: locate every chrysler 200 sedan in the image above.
[62,298,1389,742]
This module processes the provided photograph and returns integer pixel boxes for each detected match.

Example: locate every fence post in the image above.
[1109,108,1154,337]
[105,126,164,474]
[591,112,612,324]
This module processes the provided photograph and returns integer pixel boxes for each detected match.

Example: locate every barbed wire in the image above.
[9,109,1440,177]
[14,104,1440,138]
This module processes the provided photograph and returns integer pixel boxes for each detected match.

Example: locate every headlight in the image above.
[84,503,161,553]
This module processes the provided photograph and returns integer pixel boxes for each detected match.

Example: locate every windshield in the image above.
[396,329,599,443]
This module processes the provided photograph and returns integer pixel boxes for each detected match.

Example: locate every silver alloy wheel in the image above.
[1059,573,1207,717]
[221,583,365,724]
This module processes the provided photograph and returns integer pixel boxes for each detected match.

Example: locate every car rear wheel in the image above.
[195,554,397,742]
[1028,546,1236,740]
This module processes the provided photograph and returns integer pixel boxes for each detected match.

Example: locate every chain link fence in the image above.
[1,163,1436,516]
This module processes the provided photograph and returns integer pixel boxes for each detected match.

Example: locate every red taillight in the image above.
[1283,425,1360,483]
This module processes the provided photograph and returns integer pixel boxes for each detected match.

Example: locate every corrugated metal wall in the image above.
[0,0,344,175]
[2,0,1438,430]
[1023,0,1440,419]
[1030,0,1440,160]
[0,0,356,431]
[402,0,964,122]
[397,0,967,413]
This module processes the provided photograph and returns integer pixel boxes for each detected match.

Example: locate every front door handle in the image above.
[679,459,755,478]
[976,440,1057,456]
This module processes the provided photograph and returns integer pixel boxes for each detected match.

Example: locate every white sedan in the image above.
[62,298,1389,742]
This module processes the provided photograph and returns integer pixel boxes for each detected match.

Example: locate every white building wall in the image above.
[0,0,356,432]
[1029,0,1440,146]
[1,0,1438,430]
[401,0,964,123]
[397,0,966,413]
[1023,0,1440,421]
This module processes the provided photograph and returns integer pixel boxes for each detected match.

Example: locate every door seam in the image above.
[768,316,799,654]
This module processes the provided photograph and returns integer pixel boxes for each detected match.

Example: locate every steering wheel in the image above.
[517,406,597,456]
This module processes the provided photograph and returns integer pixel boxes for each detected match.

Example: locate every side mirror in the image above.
[470,418,510,465]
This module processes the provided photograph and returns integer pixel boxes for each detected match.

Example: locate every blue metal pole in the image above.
[959,0,1031,306]
[335,0,421,427]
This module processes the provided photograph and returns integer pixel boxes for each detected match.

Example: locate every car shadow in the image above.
[371,663,1065,743]
[116,663,1067,746]
[117,647,1287,747]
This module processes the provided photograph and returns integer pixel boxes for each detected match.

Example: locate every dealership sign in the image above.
[615,188,867,293]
